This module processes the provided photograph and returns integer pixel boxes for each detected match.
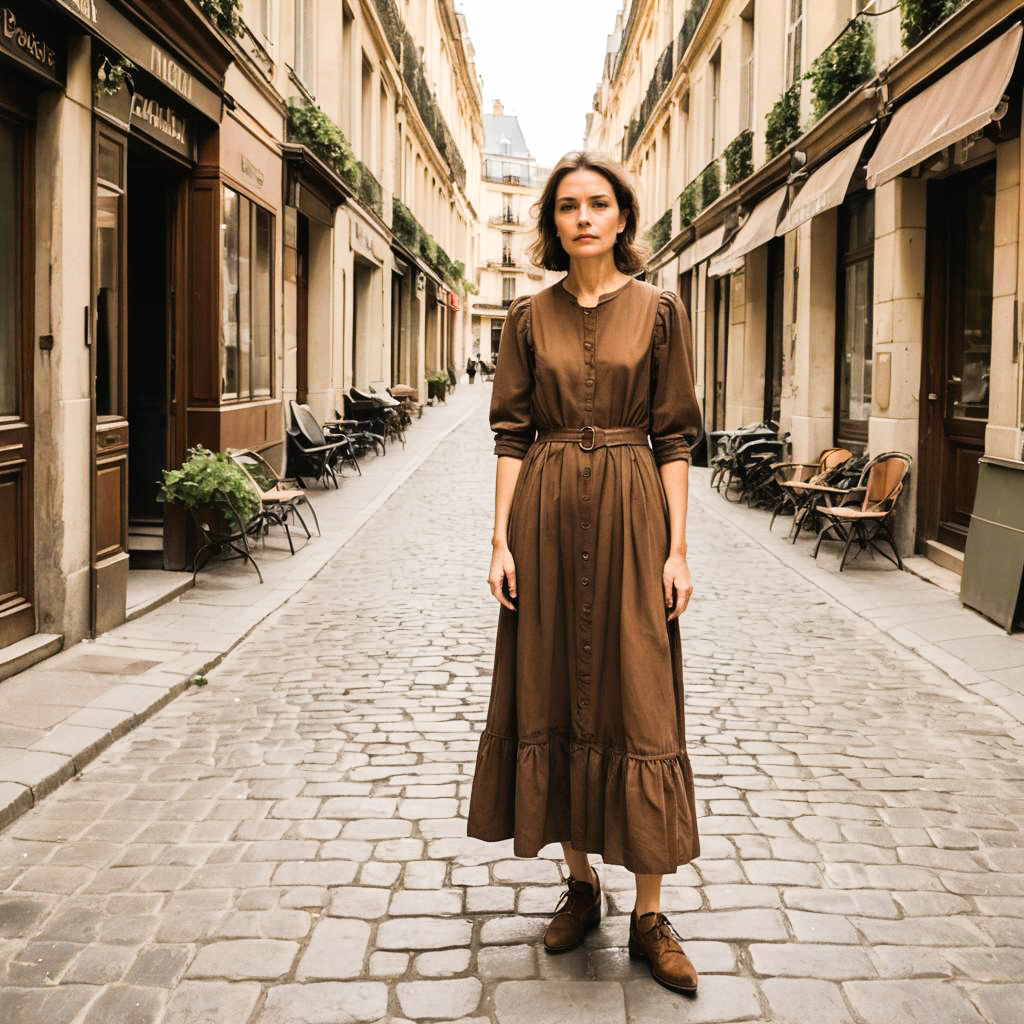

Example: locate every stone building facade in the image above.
[471,99,560,361]
[586,0,1024,587]
[0,0,483,671]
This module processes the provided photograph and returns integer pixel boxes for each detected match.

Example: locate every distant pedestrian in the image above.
[468,151,702,996]
[466,355,477,384]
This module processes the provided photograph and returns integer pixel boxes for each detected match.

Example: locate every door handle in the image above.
[947,375,962,384]
[927,393,938,401]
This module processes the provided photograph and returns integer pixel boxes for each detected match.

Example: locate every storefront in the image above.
[0,0,67,650]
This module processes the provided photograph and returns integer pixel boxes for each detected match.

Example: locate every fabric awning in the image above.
[777,131,872,235]
[708,186,788,277]
[691,224,726,268]
[866,22,1022,189]
[678,242,696,273]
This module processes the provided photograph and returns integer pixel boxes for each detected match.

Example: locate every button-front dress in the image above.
[467,278,703,875]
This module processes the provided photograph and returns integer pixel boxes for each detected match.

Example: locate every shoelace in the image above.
[552,877,594,917]
[648,913,688,957]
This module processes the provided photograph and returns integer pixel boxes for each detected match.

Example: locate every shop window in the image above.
[0,119,18,417]
[95,131,125,419]
[294,0,315,86]
[836,191,874,448]
[222,187,273,400]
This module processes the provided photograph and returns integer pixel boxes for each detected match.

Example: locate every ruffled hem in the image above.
[466,728,700,875]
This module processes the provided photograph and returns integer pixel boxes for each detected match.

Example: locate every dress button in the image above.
[582,467,592,477]
[581,521,591,529]
[581,577,590,586]
[583,643,592,653]
[586,379,594,387]
[578,699,590,709]
[582,552,590,560]
[581,494,591,502]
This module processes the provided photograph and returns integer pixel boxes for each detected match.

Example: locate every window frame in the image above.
[786,0,804,88]
[221,184,275,403]
[294,0,316,88]
[834,190,875,450]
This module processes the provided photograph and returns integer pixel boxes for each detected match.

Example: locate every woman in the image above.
[467,151,702,995]
[467,355,478,384]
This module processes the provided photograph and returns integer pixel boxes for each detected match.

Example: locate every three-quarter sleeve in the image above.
[490,296,535,458]
[649,291,702,466]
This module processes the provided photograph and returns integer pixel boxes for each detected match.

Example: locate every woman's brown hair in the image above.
[527,151,648,275]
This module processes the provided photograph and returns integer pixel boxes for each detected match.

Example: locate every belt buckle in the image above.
[579,426,596,452]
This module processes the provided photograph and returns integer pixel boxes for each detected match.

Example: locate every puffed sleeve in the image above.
[490,296,535,458]
[649,291,702,466]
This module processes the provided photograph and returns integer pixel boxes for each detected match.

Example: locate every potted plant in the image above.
[426,370,448,404]
[158,446,262,539]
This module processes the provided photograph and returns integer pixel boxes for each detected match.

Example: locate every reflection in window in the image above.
[95,184,121,417]
[956,171,994,419]
[222,187,273,400]
[0,120,17,417]
[837,192,874,444]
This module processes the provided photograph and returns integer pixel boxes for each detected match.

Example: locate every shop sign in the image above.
[1,2,65,86]
[351,218,382,264]
[49,0,221,122]
[130,90,193,161]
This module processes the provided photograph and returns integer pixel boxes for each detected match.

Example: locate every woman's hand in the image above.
[489,544,518,611]
[662,552,693,621]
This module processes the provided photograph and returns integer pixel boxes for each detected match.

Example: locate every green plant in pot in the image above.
[158,446,261,537]
[426,370,448,403]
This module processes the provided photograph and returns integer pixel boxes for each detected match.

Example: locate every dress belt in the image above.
[535,426,649,451]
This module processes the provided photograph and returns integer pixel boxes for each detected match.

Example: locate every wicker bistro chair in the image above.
[287,401,356,489]
[812,452,913,572]
[770,448,853,532]
[387,383,422,420]
[342,392,389,455]
[230,449,321,553]
[352,386,406,448]
[781,452,868,543]
[189,503,264,585]
[710,423,781,493]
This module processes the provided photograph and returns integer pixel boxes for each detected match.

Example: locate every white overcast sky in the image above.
[456,0,625,166]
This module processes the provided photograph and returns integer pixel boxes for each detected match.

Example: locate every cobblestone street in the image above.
[2,396,1024,1024]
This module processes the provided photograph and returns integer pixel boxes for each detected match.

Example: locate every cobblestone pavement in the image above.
[2,399,1024,1024]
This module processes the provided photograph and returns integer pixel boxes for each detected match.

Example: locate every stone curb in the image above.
[691,477,1024,736]
[0,390,490,835]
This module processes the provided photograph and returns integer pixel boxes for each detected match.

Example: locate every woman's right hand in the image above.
[488,544,518,611]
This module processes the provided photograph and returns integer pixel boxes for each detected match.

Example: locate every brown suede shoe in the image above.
[629,910,699,994]
[542,871,602,953]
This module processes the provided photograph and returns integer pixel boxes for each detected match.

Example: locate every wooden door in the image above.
[0,110,34,648]
[920,164,996,552]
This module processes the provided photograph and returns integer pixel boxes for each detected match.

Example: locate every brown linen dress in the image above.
[466,277,703,875]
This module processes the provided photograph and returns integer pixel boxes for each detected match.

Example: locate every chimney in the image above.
[492,99,504,117]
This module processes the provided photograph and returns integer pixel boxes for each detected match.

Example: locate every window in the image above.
[502,233,513,266]
[379,84,388,176]
[0,119,19,416]
[222,187,273,400]
[740,4,755,132]
[502,275,516,306]
[786,0,803,87]
[708,48,721,159]
[95,132,125,418]
[836,192,874,446]
[294,0,315,85]
[341,5,354,133]
[257,0,272,39]
[361,56,373,160]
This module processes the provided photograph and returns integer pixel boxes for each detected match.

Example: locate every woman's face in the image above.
[553,169,627,264]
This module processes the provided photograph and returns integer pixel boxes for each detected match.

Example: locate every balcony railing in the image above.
[489,212,521,226]
[356,161,383,217]
[678,158,720,228]
[676,0,711,66]
[623,39,674,161]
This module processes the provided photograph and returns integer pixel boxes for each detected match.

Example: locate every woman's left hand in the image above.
[662,553,693,621]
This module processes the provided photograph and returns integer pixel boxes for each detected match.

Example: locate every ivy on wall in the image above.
[806,16,874,123]
[197,0,243,38]
[392,199,474,295]
[900,0,966,49]
[288,104,360,189]
[723,130,753,188]
[678,158,721,228]
[648,209,672,253]
[765,84,801,160]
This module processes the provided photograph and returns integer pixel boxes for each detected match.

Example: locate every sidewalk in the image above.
[0,384,492,830]
[690,470,1024,727]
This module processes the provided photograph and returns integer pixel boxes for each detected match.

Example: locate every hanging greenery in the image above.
[677,157,720,228]
[94,55,134,98]
[287,104,360,190]
[724,130,753,188]
[196,0,243,38]
[679,183,698,228]
[699,159,720,208]
[392,198,473,295]
[356,161,383,217]
[900,0,966,50]
[806,16,874,123]
[765,84,801,159]
[648,209,672,253]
